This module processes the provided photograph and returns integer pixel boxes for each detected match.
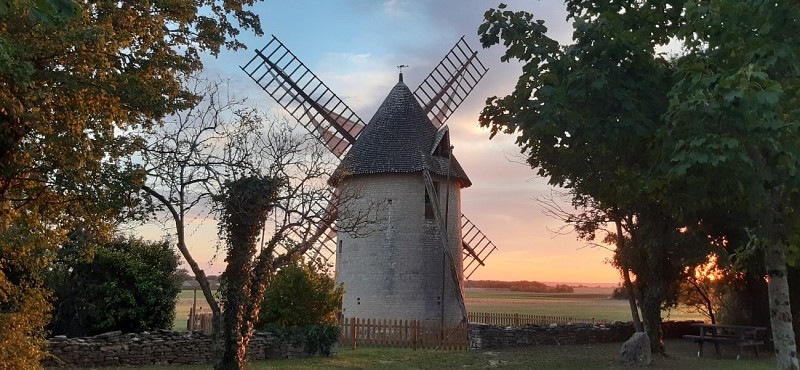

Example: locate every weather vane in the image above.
[397,64,409,73]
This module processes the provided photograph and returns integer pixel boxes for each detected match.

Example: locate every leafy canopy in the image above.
[0,0,263,365]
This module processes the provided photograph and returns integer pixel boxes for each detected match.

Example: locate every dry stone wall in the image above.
[468,321,701,349]
[43,330,316,368]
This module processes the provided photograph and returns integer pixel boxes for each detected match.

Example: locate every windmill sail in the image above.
[461,214,499,280]
[285,195,338,261]
[241,35,365,158]
[414,36,489,128]
[414,37,496,278]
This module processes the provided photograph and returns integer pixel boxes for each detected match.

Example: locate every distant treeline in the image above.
[465,280,574,293]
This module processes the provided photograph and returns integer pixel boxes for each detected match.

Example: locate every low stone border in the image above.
[468,320,701,349]
[44,329,314,368]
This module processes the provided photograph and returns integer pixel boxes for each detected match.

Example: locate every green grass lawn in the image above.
[77,339,773,370]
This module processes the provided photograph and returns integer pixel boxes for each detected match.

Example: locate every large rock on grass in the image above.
[620,332,651,366]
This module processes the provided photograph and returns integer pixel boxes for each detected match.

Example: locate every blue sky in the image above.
[157,0,620,284]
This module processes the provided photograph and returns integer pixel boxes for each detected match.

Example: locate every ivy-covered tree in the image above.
[214,176,280,370]
[48,234,181,337]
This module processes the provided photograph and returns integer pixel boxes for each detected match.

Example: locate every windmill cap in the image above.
[330,80,471,187]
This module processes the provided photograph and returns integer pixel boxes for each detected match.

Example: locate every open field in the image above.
[172,287,703,331]
[77,339,772,369]
[464,287,703,322]
[175,289,212,331]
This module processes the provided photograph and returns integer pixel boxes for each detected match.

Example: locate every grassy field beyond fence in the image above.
[173,287,703,331]
[464,287,703,323]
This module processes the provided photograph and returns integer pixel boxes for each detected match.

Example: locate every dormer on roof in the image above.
[431,126,451,158]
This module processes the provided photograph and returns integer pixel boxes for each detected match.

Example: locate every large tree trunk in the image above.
[765,240,799,370]
[640,287,664,354]
[215,229,256,370]
[634,210,668,355]
[622,267,644,332]
[616,218,643,332]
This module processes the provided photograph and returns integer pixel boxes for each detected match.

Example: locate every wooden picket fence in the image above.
[187,309,213,334]
[338,317,469,350]
[468,311,606,326]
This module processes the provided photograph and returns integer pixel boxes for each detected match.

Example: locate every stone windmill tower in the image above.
[241,36,499,325]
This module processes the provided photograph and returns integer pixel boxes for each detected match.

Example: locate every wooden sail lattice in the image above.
[461,214,498,280]
[414,36,489,128]
[241,35,365,158]
[282,195,338,261]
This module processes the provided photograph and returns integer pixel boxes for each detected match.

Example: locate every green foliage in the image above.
[0,0,264,364]
[479,2,800,360]
[47,234,181,337]
[268,324,340,356]
[216,176,282,240]
[610,286,629,300]
[258,260,343,328]
[478,1,707,353]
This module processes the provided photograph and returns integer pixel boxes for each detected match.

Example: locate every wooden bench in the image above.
[683,324,767,360]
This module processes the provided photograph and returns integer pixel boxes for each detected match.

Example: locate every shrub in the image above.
[257,260,343,328]
[48,235,182,337]
[267,324,340,356]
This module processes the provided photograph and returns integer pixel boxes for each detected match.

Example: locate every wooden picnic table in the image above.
[683,323,767,360]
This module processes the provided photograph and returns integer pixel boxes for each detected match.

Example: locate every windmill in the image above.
[241,36,499,324]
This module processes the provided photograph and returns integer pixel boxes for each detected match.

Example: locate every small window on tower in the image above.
[338,240,343,254]
[424,182,439,219]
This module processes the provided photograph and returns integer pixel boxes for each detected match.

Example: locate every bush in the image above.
[48,235,182,337]
[267,324,340,356]
[611,286,629,300]
[257,260,343,328]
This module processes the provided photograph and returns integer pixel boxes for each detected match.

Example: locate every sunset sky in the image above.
[140,0,622,284]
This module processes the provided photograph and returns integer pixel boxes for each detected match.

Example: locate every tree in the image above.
[478,2,706,352]
[257,259,343,328]
[659,2,800,368]
[48,234,181,337]
[0,0,263,365]
[678,256,724,324]
[214,175,280,369]
[480,1,800,367]
[137,79,375,370]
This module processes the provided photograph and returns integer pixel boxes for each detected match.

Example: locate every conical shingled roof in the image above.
[330,77,471,187]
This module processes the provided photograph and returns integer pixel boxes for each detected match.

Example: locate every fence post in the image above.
[366,318,371,346]
[352,317,358,350]
[412,320,418,351]
[187,307,193,331]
